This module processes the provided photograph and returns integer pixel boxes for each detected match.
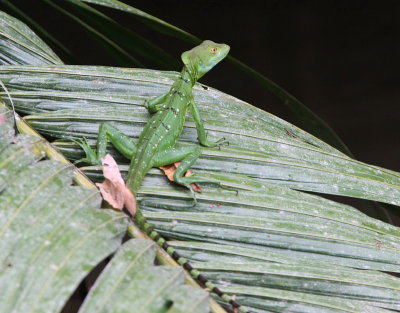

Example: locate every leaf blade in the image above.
[78,239,210,313]
[0,110,128,313]
[0,10,62,65]
[0,65,397,205]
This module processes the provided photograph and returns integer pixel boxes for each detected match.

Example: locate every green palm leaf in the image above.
[0,104,212,313]
[78,239,210,313]
[2,9,400,313]
[0,64,397,205]
[0,105,125,312]
[0,10,62,65]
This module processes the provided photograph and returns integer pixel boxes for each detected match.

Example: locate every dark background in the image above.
[3,0,399,172]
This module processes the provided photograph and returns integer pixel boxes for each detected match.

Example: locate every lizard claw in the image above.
[200,136,229,149]
[184,183,198,207]
[219,184,240,195]
[144,99,150,109]
[217,137,229,144]
[215,137,229,149]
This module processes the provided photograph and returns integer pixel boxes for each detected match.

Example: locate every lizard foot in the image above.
[216,137,229,145]
[184,183,198,207]
[204,137,229,149]
[219,183,240,195]
[72,138,101,165]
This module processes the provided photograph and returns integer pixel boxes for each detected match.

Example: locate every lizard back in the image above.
[126,68,193,194]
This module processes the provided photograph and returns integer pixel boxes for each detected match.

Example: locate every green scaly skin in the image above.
[76,41,249,313]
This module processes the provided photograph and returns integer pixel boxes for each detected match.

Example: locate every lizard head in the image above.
[181,40,230,81]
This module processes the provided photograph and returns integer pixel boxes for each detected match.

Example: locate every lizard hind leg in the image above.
[152,144,219,199]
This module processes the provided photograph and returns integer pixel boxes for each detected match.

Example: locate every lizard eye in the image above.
[210,47,218,53]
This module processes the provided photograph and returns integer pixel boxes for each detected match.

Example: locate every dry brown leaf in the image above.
[96,154,136,215]
[159,163,176,181]
[159,162,202,193]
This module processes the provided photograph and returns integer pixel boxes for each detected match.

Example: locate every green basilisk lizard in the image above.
[76,40,249,312]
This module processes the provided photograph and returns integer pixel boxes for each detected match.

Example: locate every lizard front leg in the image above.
[189,100,228,147]
[145,92,169,114]
[75,123,137,165]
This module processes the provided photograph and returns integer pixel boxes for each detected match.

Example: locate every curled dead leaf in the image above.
[96,154,136,215]
[159,162,202,192]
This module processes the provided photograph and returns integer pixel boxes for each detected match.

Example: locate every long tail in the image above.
[134,209,249,313]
